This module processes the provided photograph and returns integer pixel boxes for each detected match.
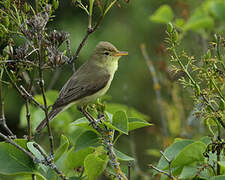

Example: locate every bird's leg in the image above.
[97,113,105,123]
[77,106,99,128]
[96,100,105,123]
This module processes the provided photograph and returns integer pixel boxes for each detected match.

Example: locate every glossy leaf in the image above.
[84,148,109,180]
[156,139,194,171]
[114,148,134,161]
[105,103,149,121]
[112,111,128,135]
[0,139,41,177]
[75,131,100,151]
[179,166,198,179]
[66,147,95,169]
[71,117,99,135]
[27,142,48,173]
[55,135,69,162]
[171,141,206,168]
[150,5,174,24]
[128,118,151,131]
[210,176,225,180]
[183,9,214,31]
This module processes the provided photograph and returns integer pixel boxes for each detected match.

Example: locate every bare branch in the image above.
[33,143,68,180]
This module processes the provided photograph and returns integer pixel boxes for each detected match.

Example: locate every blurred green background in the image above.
[2,0,225,179]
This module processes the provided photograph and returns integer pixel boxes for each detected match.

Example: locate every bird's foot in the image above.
[97,113,105,123]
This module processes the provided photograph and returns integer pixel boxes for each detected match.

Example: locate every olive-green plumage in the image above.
[36,41,128,132]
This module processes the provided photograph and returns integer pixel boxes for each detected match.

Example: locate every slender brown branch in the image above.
[149,164,175,180]
[37,44,54,156]
[33,143,68,180]
[0,70,14,136]
[20,85,45,111]
[0,131,67,180]
[140,43,169,137]
[0,132,34,159]
[25,99,32,141]
[160,151,173,177]
[78,107,127,180]
[70,16,103,72]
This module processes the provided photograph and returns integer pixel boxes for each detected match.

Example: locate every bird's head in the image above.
[91,41,128,69]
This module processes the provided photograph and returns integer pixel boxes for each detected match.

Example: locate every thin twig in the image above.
[149,164,175,180]
[0,133,67,180]
[79,108,127,180]
[160,151,173,177]
[33,143,68,180]
[128,162,131,180]
[37,44,54,156]
[0,132,34,159]
[20,85,45,111]
[0,69,14,136]
[140,44,168,137]
[70,16,103,72]
[25,99,32,141]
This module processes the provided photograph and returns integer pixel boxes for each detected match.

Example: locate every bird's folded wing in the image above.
[53,72,110,108]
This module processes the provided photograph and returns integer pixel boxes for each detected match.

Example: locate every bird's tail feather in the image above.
[35,107,63,133]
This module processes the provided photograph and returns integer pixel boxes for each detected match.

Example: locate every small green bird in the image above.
[36,41,128,132]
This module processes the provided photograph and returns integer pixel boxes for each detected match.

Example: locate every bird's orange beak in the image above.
[114,51,128,57]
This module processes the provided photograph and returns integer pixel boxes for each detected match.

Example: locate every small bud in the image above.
[167,22,173,33]
[214,34,218,42]
[221,99,225,110]
[52,0,59,10]
[4,16,10,27]
[24,2,30,12]
[205,49,211,59]
[195,84,201,96]
[172,30,178,42]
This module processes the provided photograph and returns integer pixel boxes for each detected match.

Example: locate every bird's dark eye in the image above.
[104,51,110,56]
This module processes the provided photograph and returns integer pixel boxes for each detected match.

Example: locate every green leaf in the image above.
[69,177,83,180]
[156,139,194,171]
[179,166,198,179]
[0,139,37,175]
[27,142,48,173]
[105,103,149,121]
[171,141,206,168]
[112,111,128,135]
[207,1,225,20]
[210,176,225,180]
[128,118,151,131]
[34,90,58,106]
[55,135,69,162]
[103,0,117,16]
[200,136,211,145]
[114,148,134,161]
[71,117,99,135]
[183,9,214,31]
[218,161,225,175]
[66,147,95,169]
[75,131,100,151]
[84,149,109,180]
[70,126,88,146]
[150,5,174,24]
